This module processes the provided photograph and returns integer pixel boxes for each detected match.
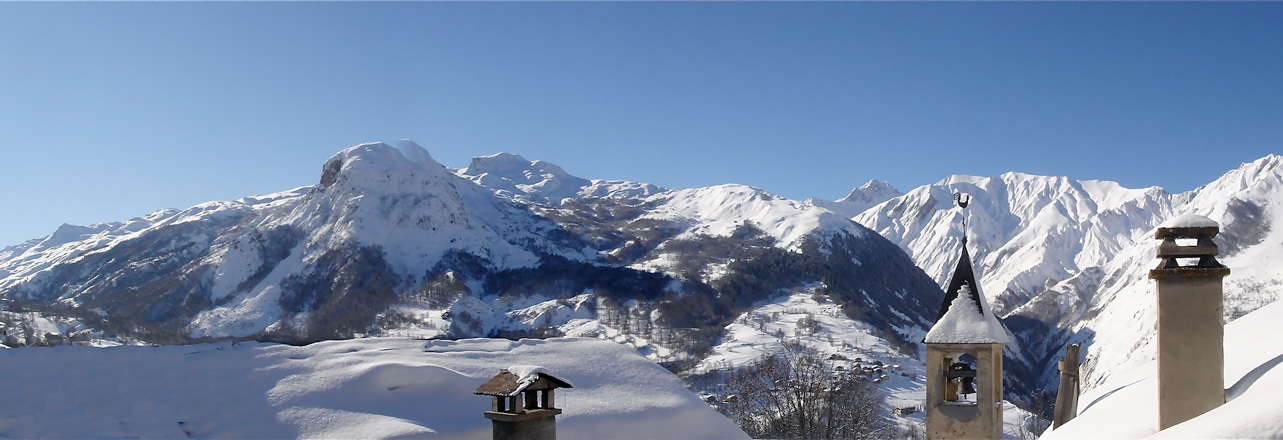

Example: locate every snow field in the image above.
[689,288,1042,438]
[642,184,862,250]
[0,337,747,439]
[1043,297,1283,439]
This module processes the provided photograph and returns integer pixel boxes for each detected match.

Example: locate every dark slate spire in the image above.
[933,245,986,324]
[934,191,985,323]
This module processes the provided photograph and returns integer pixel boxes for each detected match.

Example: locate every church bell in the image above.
[960,376,977,395]
[948,362,978,396]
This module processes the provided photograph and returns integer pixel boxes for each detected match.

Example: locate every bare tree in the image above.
[720,342,890,439]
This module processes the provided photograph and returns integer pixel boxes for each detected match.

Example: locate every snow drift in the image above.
[1042,297,1283,439]
[0,337,747,439]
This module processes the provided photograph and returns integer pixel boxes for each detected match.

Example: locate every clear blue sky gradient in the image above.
[2,3,1281,247]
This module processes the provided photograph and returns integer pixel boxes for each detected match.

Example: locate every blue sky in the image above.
[2,3,1281,248]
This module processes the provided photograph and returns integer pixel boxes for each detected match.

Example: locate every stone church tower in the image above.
[924,194,1008,440]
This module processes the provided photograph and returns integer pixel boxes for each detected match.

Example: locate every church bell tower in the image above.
[924,193,1008,440]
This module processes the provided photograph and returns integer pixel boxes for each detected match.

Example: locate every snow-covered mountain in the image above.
[455,152,663,204]
[0,141,942,374]
[7,138,1274,423]
[810,179,904,219]
[850,154,1283,396]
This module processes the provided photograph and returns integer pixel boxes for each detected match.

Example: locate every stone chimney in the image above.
[474,366,573,440]
[1149,214,1230,430]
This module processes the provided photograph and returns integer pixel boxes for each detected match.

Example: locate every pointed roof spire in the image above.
[934,246,982,323]
[925,193,1008,344]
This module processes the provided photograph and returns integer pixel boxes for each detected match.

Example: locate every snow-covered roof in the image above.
[1158,213,1219,229]
[924,284,1009,344]
[474,365,575,397]
[925,246,1009,344]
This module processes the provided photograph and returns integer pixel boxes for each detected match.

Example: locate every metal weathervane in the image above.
[954,192,971,244]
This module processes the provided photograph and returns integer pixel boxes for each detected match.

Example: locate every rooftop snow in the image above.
[1159,213,1219,229]
[924,284,1010,344]
[508,364,574,389]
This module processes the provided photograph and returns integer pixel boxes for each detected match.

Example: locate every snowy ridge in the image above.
[0,139,922,351]
[457,152,663,204]
[642,184,861,249]
[0,141,598,340]
[854,171,1166,316]
[1063,154,1283,390]
[849,154,1283,393]
[290,141,553,272]
[457,152,592,205]
[810,179,904,218]
[189,141,579,338]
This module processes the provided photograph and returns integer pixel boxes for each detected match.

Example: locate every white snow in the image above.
[810,179,904,218]
[456,152,592,205]
[1042,297,1283,439]
[1158,213,1218,229]
[924,285,1010,344]
[0,337,746,439]
[507,364,575,391]
[691,288,1041,438]
[456,151,664,205]
[641,184,860,249]
[853,154,1283,392]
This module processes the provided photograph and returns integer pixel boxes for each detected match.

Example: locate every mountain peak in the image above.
[810,179,903,218]
[1187,153,1283,199]
[465,152,531,173]
[385,139,436,167]
[838,179,902,204]
[1240,153,1283,176]
[319,141,448,189]
[458,153,590,205]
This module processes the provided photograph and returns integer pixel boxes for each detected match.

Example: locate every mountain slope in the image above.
[849,154,1283,396]
[0,141,943,375]
[810,179,904,219]
[0,141,590,341]
[455,152,663,205]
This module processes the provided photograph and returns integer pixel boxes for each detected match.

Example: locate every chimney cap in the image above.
[474,366,573,397]
[1156,214,1220,239]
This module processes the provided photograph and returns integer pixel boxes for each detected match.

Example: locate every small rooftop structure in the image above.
[474,365,573,397]
[474,366,573,440]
